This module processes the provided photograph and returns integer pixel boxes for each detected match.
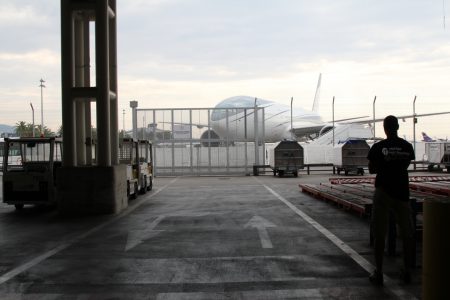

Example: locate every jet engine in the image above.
[318,124,334,137]
[200,129,221,147]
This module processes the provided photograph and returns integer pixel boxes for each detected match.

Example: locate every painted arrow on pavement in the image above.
[125,215,165,251]
[124,212,212,251]
[244,215,277,248]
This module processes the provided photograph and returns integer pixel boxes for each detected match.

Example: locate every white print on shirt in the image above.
[382,147,410,162]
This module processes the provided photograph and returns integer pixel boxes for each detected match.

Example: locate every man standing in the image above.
[367,115,415,285]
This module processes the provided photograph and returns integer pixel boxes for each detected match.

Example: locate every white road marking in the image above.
[125,215,165,251]
[0,178,178,285]
[244,215,276,248]
[255,178,418,300]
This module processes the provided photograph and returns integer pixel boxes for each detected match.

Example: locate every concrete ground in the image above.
[0,173,423,299]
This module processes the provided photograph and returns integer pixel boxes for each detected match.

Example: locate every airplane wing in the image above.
[158,121,208,129]
[290,122,325,138]
[341,111,450,125]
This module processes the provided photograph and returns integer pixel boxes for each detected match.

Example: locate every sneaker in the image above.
[369,270,383,286]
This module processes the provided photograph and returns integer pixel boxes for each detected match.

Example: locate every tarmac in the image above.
[0,172,424,299]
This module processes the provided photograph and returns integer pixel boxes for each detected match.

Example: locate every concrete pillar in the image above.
[60,0,76,167]
[95,0,111,166]
[109,0,118,165]
[82,17,93,165]
[58,0,126,216]
[74,17,86,165]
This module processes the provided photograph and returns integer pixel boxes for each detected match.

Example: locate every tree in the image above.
[15,121,54,137]
[15,121,31,137]
[35,125,55,137]
[57,125,63,137]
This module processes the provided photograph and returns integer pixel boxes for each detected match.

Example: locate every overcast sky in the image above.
[1,0,449,139]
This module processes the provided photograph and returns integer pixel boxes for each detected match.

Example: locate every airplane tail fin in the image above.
[422,132,433,142]
[312,73,322,113]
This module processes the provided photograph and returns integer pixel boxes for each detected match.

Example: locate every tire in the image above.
[344,170,349,176]
[15,204,24,210]
[293,171,298,177]
[147,178,153,191]
[278,170,284,177]
[127,181,131,200]
[140,175,147,194]
[132,182,139,199]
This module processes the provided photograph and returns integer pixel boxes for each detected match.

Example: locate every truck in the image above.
[267,140,304,177]
[2,137,62,210]
[118,138,153,199]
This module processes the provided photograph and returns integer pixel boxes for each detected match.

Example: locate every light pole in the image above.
[254,98,259,166]
[39,78,46,136]
[30,103,35,137]
[122,109,125,133]
[372,96,377,139]
[332,96,335,146]
[130,101,138,140]
[413,95,417,150]
[290,97,294,140]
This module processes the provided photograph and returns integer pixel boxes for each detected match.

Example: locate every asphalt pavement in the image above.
[0,174,422,299]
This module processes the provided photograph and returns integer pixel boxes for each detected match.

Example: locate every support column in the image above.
[57,0,126,215]
[96,0,111,166]
[83,17,93,165]
[109,0,118,165]
[61,0,76,167]
[75,16,86,165]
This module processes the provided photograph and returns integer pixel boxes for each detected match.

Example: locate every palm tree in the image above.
[15,121,30,137]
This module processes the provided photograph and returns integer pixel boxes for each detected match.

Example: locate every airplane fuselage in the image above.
[209,96,325,142]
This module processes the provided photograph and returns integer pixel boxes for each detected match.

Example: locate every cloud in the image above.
[0,49,60,66]
[0,3,47,26]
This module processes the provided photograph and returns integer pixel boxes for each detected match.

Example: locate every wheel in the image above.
[147,178,153,191]
[132,182,139,199]
[293,171,298,177]
[127,181,131,200]
[358,168,364,175]
[446,166,450,173]
[278,170,284,177]
[140,175,147,194]
[14,204,24,210]
[344,170,349,176]
[273,170,277,176]
[337,169,341,175]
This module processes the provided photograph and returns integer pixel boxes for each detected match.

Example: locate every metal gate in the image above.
[135,107,265,176]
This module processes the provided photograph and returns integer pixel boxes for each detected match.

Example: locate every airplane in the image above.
[421,132,448,142]
[199,74,374,143]
[422,132,435,142]
[155,74,450,144]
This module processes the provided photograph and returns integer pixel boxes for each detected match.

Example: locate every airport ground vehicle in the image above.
[2,137,62,210]
[0,138,21,170]
[332,140,369,176]
[267,140,304,177]
[119,138,153,199]
[426,142,450,173]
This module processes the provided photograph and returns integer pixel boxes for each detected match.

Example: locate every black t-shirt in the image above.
[367,137,415,201]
